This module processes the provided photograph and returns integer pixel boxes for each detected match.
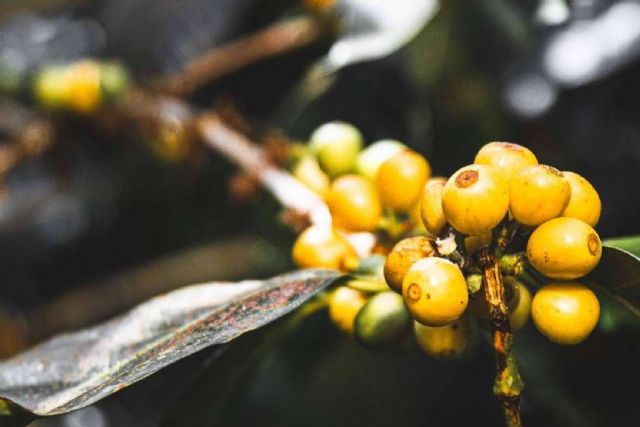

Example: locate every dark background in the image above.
[0,0,638,426]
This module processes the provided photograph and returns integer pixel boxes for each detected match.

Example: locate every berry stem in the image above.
[494,220,520,258]
[478,248,524,427]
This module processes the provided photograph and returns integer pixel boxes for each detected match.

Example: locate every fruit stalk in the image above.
[478,248,524,427]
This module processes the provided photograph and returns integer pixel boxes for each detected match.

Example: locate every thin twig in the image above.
[477,248,524,427]
[158,16,327,97]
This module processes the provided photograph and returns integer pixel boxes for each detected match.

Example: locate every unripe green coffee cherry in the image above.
[356,139,406,180]
[354,291,412,349]
[309,121,363,177]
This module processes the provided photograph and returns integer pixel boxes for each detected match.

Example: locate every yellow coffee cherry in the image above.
[442,165,509,235]
[509,281,531,331]
[509,164,571,226]
[464,231,493,255]
[377,150,431,211]
[402,257,469,326]
[383,236,436,293]
[354,291,412,349]
[561,171,601,227]
[309,121,363,177]
[420,177,448,236]
[293,155,330,197]
[34,65,72,110]
[292,225,356,270]
[414,315,471,360]
[65,60,103,114]
[527,217,602,280]
[327,175,382,232]
[356,139,406,181]
[531,282,600,344]
[474,141,538,181]
[329,286,367,335]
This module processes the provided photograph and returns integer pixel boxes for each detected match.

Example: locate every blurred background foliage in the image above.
[0,0,639,426]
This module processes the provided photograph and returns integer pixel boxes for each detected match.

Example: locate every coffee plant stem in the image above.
[478,248,524,427]
[494,220,520,258]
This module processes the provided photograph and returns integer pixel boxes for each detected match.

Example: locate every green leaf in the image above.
[588,244,640,319]
[0,269,342,420]
[603,235,640,256]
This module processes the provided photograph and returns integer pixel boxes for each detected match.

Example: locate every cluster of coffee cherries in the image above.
[291,121,603,358]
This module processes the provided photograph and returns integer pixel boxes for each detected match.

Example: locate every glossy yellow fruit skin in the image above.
[509,164,571,226]
[509,282,531,331]
[402,257,469,326]
[562,171,601,227]
[464,232,493,255]
[329,286,367,335]
[383,236,436,293]
[474,141,538,181]
[354,291,412,349]
[356,139,406,181]
[327,175,382,232]
[527,217,602,280]
[414,315,471,360]
[531,282,600,344]
[442,165,509,236]
[309,122,363,177]
[293,155,330,197]
[420,178,447,236]
[377,150,431,211]
[292,225,356,270]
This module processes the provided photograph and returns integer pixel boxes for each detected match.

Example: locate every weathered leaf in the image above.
[588,242,640,319]
[0,269,341,419]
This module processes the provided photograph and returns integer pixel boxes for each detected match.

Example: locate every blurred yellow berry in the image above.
[310,121,363,177]
[532,282,600,344]
[414,315,471,360]
[527,217,602,280]
[509,164,571,226]
[329,286,367,335]
[442,165,509,235]
[356,139,406,181]
[402,257,468,326]
[377,150,431,211]
[327,175,382,232]
[292,225,356,270]
[293,155,330,197]
[561,171,601,227]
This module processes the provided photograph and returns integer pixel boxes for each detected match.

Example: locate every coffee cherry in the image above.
[292,225,356,270]
[509,164,571,226]
[34,65,70,111]
[420,177,448,236]
[531,282,600,344]
[402,257,469,326]
[414,315,471,360]
[442,165,509,235]
[356,139,406,181]
[509,281,531,331]
[66,60,103,114]
[527,217,602,280]
[562,171,601,227]
[327,175,382,232]
[377,150,431,211]
[354,291,412,349]
[293,155,330,197]
[464,231,493,255]
[384,236,436,293]
[329,286,367,335]
[310,122,363,177]
[474,142,538,181]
